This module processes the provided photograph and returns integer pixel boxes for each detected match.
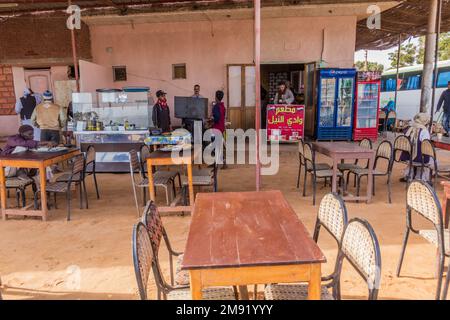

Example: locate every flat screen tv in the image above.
[174,96,208,119]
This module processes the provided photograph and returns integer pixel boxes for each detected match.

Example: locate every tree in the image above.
[355,61,384,72]
[388,42,417,68]
[417,32,450,64]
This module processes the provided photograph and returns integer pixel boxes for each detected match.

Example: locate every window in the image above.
[437,69,450,88]
[172,64,186,79]
[113,66,127,81]
[400,72,421,91]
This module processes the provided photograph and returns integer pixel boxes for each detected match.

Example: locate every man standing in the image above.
[192,84,203,98]
[31,90,66,144]
[15,88,41,140]
[437,81,450,135]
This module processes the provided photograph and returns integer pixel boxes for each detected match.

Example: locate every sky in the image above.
[354,37,421,71]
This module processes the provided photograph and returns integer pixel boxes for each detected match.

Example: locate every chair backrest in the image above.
[393,135,412,162]
[338,218,381,300]
[303,142,313,163]
[373,140,393,173]
[407,180,443,226]
[378,112,386,120]
[298,140,304,164]
[85,145,96,165]
[141,201,164,255]
[129,149,142,174]
[316,193,348,244]
[359,138,372,150]
[140,145,151,168]
[421,139,436,162]
[132,222,154,300]
[71,154,85,176]
[387,110,396,120]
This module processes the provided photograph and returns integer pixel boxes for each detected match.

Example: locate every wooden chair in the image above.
[348,140,394,203]
[338,138,372,187]
[264,218,381,300]
[302,142,342,206]
[34,154,86,221]
[296,139,331,189]
[420,139,450,188]
[132,221,235,300]
[397,180,448,300]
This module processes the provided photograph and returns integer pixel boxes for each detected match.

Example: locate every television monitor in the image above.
[174,96,208,119]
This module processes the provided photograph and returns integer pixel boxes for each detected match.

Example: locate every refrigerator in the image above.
[316,68,356,140]
[353,71,381,141]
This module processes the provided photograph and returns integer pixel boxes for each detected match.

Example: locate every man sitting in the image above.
[1,125,55,179]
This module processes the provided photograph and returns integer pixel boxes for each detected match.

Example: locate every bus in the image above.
[380,60,450,120]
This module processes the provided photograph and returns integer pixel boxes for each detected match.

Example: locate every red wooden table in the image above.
[0,148,80,221]
[312,141,375,203]
[182,190,326,300]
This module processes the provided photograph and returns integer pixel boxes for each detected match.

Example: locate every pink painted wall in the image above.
[89,15,357,124]
[79,59,114,94]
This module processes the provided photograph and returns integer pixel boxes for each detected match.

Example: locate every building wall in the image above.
[88,15,356,125]
[0,65,20,136]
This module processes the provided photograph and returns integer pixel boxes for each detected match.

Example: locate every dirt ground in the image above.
[1,139,449,300]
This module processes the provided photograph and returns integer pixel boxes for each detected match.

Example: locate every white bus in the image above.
[380,60,450,120]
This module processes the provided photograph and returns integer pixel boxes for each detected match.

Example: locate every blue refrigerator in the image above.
[316,68,356,140]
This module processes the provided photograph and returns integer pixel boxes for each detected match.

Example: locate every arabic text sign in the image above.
[267,104,304,141]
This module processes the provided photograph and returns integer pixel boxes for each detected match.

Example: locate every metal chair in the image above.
[181,164,218,205]
[348,140,394,203]
[421,139,450,187]
[385,110,397,133]
[302,142,342,206]
[129,149,174,216]
[132,221,235,300]
[397,180,448,300]
[296,139,331,189]
[34,154,86,221]
[394,134,422,182]
[339,138,372,187]
[5,177,35,208]
[141,201,186,286]
[313,193,349,279]
[264,218,381,300]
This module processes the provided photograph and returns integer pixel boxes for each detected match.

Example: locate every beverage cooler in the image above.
[353,72,381,141]
[316,68,356,140]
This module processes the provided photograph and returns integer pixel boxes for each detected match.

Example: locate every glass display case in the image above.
[72,89,152,172]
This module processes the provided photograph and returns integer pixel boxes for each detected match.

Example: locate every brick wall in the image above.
[0,65,16,116]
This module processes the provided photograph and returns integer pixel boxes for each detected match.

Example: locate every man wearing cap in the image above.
[31,90,66,144]
[15,87,41,140]
[152,90,171,132]
[437,81,450,135]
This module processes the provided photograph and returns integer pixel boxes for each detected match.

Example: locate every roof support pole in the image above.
[69,0,80,92]
[429,0,442,130]
[394,33,401,109]
[420,0,439,113]
[254,0,261,191]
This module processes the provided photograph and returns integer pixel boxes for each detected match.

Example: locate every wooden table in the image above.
[146,148,200,214]
[432,136,450,151]
[0,148,80,221]
[182,190,326,300]
[312,141,375,203]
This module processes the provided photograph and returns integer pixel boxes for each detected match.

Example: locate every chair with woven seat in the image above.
[264,218,381,300]
[394,135,422,183]
[385,110,396,133]
[397,180,449,300]
[34,154,86,221]
[129,149,174,216]
[348,140,394,203]
[302,142,342,206]
[132,221,235,300]
[420,139,450,188]
[338,138,372,187]
[5,177,35,208]
[296,139,331,189]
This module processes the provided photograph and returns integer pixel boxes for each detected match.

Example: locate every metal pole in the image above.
[420,0,438,113]
[254,0,261,191]
[430,0,442,130]
[394,34,401,109]
[69,0,80,92]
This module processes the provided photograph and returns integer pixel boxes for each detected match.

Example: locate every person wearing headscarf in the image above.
[1,125,55,178]
[15,87,42,141]
[152,90,171,132]
[400,113,431,181]
[274,81,295,105]
[30,90,66,144]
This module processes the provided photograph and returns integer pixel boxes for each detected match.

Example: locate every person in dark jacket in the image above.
[212,90,226,134]
[152,90,171,132]
[437,81,450,134]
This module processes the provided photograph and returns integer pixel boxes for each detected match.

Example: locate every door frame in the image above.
[24,68,53,94]
[303,61,318,137]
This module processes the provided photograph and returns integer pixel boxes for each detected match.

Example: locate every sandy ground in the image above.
[1,138,449,300]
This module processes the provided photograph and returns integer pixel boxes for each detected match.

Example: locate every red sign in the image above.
[267,104,305,141]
